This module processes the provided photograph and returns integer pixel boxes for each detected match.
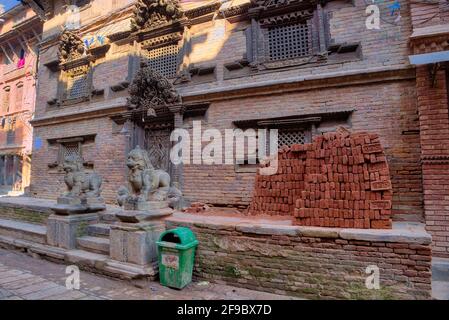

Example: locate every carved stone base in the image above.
[51,196,106,216]
[47,213,99,250]
[110,220,166,268]
[116,206,173,224]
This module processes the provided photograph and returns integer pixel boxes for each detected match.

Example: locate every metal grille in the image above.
[268,22,311,61]
[146,44,179,78]
[65,66,90,101]
[63,142,81,159]
[278,130,306,148]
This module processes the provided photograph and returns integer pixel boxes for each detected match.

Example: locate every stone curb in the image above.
[166,218,432,244]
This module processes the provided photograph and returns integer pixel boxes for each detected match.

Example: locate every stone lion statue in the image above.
[62,155,102,198]
[117,146,182,209]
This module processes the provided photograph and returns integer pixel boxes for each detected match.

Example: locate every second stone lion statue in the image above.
[117,146,182,210]
[63,155,102,198]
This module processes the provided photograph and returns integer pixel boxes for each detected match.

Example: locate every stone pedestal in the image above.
[110,220,165,267]
[47,213,99,249]
[51,196,106,216]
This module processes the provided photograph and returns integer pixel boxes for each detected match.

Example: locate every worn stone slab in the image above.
[77,236,110,255]
[339,224,432,244]
[0,219,46,244]
[22,285,68,300]
[0,273,34,285]
[65,250,108,268]
[15,281,58,295]
[2,276,47,290]
[0,270,23,280]
[236,224,299,236]
[298,227,340,239]
[87,224,111,237]
[46,290,87,300]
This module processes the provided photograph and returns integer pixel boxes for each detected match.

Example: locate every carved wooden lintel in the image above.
[88,43,111,59]
[140,32,182,50]
[131,0,185,33]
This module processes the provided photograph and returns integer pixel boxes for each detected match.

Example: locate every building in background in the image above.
[0,3,42,194]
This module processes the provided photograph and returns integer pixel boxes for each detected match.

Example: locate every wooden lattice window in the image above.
[278,129,309,148]
[3,87,10,113]
[146,44,179,78]
[63,65,91,102]
[15,83,23,110]
[62,141,81,160]
[267,22,312,61]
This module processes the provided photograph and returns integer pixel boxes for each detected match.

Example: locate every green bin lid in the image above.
[158,227,198,246]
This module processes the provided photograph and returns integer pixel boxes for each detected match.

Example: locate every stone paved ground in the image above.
[0,248,297,300]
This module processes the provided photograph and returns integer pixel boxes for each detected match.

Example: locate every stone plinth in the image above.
[51,196,106,216]
[47,213,99,249]
[110,220,165,267]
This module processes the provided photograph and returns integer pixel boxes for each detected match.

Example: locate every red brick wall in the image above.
[29,117,127,203]
[416,67,449,258]
[166,219,432,300]
[183,80,423,222]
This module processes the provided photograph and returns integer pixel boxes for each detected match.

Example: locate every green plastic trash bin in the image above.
[157,227,199,289]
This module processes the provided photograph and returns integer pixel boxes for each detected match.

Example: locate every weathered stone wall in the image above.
[166,218,432,300]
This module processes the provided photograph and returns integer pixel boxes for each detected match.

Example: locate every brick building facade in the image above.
[0,4,42,194]
[408,0,449,257]
[19,0,449,257]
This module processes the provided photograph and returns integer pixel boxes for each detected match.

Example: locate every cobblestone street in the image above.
[0,248,297,300]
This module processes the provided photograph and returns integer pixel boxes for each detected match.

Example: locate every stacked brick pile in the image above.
[249,128,393,229]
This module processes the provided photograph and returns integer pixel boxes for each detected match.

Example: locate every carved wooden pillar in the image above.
[168,104,185,190]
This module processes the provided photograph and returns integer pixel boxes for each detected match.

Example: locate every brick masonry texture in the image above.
[166,219,432,300]
[415,67,449,258]
[248,129,393,229]
[182,80,422,222]
[29,117,127,203]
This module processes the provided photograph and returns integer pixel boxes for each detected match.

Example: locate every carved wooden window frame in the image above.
[58,138,83,165]
[57,62,93,107]
[140,33,184,80]
[15,82,24,111]
[247,4,329,70]
[2,86,11,113]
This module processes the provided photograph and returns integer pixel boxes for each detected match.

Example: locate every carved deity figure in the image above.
[58,30,85,64]
[117,146,182,209]
[62,155,102,199]
[127,62,181,112]
[131,0,184,32]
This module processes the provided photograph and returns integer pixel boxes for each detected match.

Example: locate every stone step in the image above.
[77,236,110,255]
[87,224,111,238]
[0,219,47,244]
